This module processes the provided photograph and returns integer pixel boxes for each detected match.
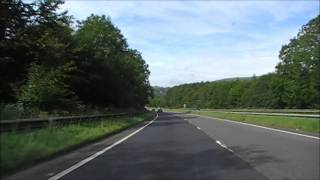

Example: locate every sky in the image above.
[61,0,319,87]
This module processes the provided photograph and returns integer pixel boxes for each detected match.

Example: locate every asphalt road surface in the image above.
[58,112,268,180]
[183,113,320,180]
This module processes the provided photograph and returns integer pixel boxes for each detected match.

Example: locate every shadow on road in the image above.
[91,143,269,180]
[230,144,284,165]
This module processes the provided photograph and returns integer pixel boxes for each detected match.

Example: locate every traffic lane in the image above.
[182,114,320,180]
[5,120,156,180]
[61,112,267,180]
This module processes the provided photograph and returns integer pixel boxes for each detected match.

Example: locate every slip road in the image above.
[56,112,267,180]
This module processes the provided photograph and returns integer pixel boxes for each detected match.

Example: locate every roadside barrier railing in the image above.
[0,112,140,133]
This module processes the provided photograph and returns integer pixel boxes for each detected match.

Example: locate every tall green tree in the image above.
[0,0,72,103]
[276,15,320,108]
[72,14,151,108]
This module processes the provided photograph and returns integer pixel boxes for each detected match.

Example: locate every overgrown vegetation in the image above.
[0,112,154,174]
[149,15,320,109]
[0,0,152,117]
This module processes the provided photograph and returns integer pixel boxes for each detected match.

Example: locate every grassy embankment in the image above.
[167,108,319,133]
[0,112,155,174]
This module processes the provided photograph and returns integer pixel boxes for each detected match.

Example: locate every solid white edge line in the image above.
[193,114,320,140]
[48,114,158,180]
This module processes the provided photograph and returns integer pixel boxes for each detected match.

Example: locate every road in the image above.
[54,112,267,180]
[183,113,320,180]
[49,112,319,180]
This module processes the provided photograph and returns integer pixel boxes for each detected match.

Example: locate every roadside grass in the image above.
[164,108,190,113]
[163,108,319,114]
[201,108,320,114]
[191,111,320,133]
[0,112,155,174]
[166,108,319,133]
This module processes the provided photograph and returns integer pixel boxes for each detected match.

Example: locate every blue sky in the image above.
[61,1,319,87]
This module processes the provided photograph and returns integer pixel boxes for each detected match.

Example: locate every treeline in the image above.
[0,0,151,114]
[150,15,320,109]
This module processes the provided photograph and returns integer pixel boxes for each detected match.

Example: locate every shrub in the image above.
[18,63,80,112]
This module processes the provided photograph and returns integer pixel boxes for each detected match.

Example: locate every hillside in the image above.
[214,76,253,82]
[152,76,252,97]
[152,86,169,97]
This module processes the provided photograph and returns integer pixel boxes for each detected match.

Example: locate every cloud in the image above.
[61,0,319,87]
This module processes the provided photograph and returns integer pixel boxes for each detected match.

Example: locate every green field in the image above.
[0,112,155,174]
[167,109,320,133]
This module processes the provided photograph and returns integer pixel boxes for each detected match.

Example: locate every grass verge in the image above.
[200,108,320,114]
[168,109,319,133]
[0,112,155,174]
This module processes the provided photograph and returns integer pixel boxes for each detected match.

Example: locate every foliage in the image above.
[18,63,79,111]
[71,15,151,107]
[0,0,72,103]
[0,0,152,111]
[148,86,169,107]
[153,76,275,109]
[276,16,320,108]
[0,104,22,120]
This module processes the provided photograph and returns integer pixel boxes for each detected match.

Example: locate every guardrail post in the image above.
[48,118,53,127]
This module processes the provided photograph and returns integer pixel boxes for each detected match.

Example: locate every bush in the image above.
[18,63,80,112]
[0,104,21,120]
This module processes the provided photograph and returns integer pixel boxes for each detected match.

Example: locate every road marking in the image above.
[194,114,320,140]
[182,115,234,152]
[216,140,233,152]
[48,114,158,180]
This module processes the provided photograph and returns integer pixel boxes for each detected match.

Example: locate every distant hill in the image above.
[214,76,254,82]
[152,86,169,97]
[152,76,254,96]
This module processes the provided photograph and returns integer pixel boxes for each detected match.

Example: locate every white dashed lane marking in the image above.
[216,140,233,152]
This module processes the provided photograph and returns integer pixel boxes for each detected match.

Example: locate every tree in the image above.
[71,14,151,108]
[276,15,320,108]
[1,1,152,112]
[0,0,72,103]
